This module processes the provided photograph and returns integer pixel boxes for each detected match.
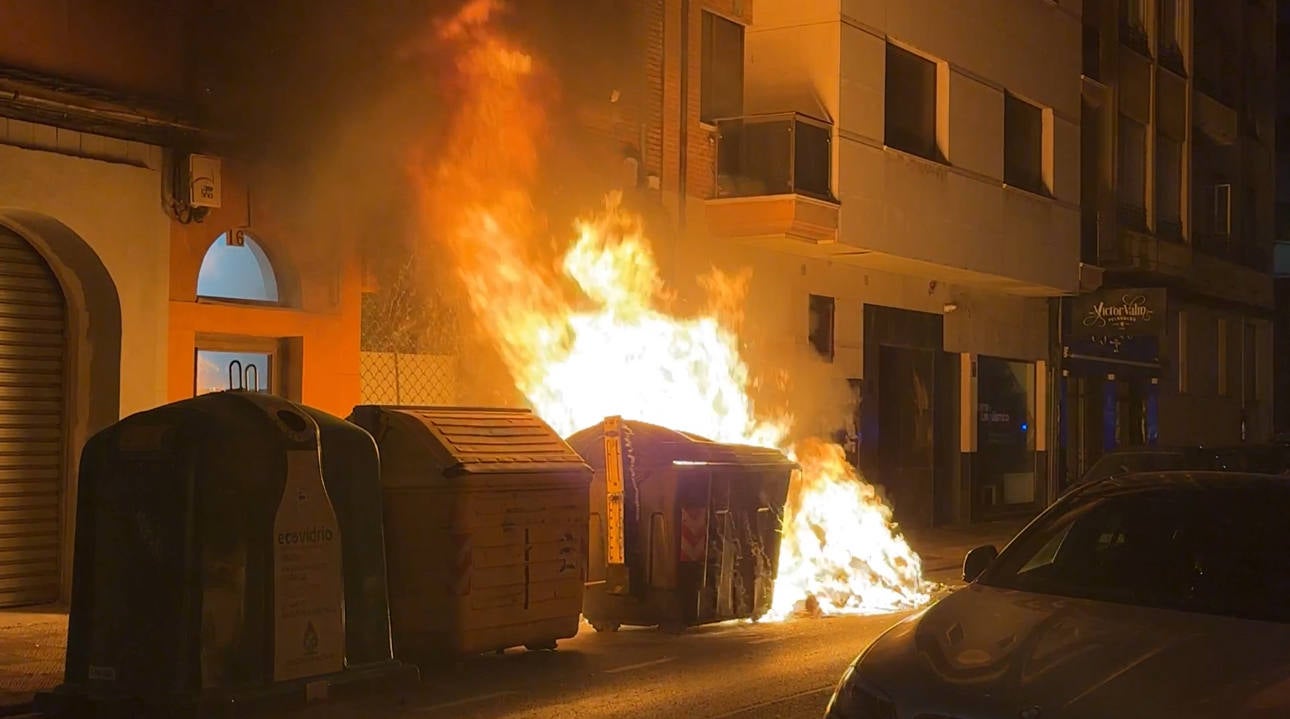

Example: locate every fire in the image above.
[414,0,929,616]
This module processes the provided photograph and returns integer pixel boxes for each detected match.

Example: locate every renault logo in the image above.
[1019,707,1042,719]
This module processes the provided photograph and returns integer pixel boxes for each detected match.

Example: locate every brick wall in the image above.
[653,0,753,202]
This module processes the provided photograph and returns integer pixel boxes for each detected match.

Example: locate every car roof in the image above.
[1074,470,1290,499]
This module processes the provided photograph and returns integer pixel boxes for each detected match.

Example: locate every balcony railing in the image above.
[714,112,834,202]
[1194,233,1271,272]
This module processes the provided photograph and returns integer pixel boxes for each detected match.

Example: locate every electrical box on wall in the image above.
[189,154,223,209]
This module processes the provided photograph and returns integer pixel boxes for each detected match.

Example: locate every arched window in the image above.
[196,232,280,303]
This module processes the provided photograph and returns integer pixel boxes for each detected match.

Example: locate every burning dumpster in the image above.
[348,406,591,658]
[566,417,796,632]
[39,392,412,717]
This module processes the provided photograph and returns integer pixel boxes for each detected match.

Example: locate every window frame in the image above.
[699,10,745,125]
[808,294,836,362]
[884,43,941,162]
[1003,93,1047,196]
[195,231,284,307]
[1116,114,1148,227]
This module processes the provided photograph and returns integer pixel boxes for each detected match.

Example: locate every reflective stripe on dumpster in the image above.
[679,507,707,562]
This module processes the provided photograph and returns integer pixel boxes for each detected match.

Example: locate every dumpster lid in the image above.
[352,405,590,476]
[565,419,795,472]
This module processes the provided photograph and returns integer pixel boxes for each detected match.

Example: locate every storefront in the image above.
[974,356,1039,519]
[1057,287,1165,490]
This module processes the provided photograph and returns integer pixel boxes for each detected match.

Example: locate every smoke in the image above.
[182,1,855,432]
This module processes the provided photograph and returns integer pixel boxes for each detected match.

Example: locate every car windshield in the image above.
[980,479,1290,623]
[1081,451,1189,483]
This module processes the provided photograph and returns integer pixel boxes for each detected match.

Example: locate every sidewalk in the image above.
[0,606,65,715]
[903,516,1035,576]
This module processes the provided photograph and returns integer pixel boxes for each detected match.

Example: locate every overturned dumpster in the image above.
[349,406,591,658]
[39,392,413,718]
[566,417,796,632]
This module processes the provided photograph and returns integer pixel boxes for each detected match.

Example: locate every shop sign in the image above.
[1071,288,1165,338]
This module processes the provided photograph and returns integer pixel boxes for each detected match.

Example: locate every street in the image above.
[287,568,962,719]
[296,611,917,719]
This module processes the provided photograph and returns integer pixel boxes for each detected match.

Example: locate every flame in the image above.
[414,1,929,617]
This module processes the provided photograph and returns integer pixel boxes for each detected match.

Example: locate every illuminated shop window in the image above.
[196,232,280,303]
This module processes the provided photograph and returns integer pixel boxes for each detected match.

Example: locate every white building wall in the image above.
[0,120,171,417]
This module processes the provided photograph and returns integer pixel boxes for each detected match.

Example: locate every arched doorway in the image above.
[0,227,66,606]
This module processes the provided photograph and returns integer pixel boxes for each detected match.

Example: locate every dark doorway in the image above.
[861,305,947,528]
[877,346,935,525]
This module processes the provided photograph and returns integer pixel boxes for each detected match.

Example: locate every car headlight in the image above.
[824,663,897,719]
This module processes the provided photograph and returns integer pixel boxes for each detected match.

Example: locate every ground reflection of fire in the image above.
[413,0,930,617]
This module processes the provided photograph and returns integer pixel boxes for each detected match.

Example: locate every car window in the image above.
[981,484,1290,623]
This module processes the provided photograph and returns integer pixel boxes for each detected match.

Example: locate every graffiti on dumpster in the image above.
[272,449,344,682]
[679,507,707,563]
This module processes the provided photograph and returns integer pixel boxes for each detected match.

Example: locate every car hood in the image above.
[857,584,1290,719]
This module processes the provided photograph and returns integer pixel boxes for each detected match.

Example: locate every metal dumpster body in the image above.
[565,418,795,632]
[40,392,411,717]
[349,406,592,658]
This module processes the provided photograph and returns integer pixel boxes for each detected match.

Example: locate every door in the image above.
[0,229,66,607]
[877,345,936,527]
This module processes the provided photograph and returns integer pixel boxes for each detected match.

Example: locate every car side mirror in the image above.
[963,544,998,583]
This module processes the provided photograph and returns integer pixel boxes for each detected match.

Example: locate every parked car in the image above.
[1075,444,1290,489]
[824,471,1290,719]
[1076,446,1210,485]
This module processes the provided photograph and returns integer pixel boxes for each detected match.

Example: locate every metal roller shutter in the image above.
[0,228,65,607]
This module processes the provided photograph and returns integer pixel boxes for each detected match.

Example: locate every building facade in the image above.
[0,2,362,607]
[1064,0,1277,486]
[608,0,1085,528]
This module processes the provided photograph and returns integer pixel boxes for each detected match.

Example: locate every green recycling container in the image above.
[39,392,413,716]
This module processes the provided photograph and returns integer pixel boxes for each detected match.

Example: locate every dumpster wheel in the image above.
[525,639,559,651]
[589,620,621,633]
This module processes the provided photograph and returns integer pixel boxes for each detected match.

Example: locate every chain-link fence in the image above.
[359,352,460,406]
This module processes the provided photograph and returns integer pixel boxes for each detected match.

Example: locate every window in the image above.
[700,11,744,124]
[1159,0,1181,51]
[1083,22,1101,80]
[979,485,1290,623]
[196,349,272,395]
[1116,115,1147,226]
[1218,318,1229,396]
[1004,94,1045,195]
[196,232,280,303]
[1177,310,1189,394]
[1121,0,1146,30]
[1155,134,1182,239]
[885,44,939,161]
[808,294,835,361]
[1244,322,1258,405]
[1200,184,1233,237]
[194,335,299,399]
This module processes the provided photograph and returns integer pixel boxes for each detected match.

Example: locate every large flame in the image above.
[414,0,929,617]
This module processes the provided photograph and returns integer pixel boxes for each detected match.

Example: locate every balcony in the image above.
[1193,233,1271,272]
[706,112,839,246]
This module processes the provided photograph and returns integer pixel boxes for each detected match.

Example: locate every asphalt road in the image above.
[296,570,961,719]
